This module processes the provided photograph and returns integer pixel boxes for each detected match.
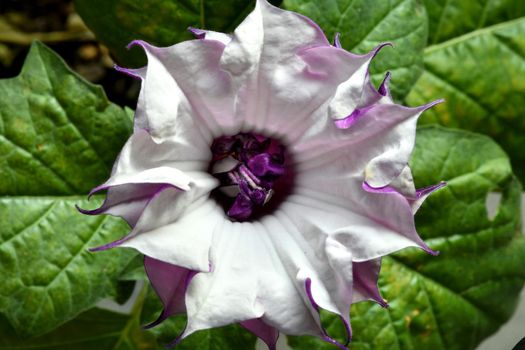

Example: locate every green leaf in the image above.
[289,126,524,350]
[0,42,132,195]
[74,0,281,67]
[0,42,135,337]
[0,290,157,349]
[406,8,525,182]
[283,0,428,100]
[140,286,257,350]
[423,0,525,45]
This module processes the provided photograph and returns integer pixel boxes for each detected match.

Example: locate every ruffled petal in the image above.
[281,184,436,261]
[120,186,219,272]
[178,220,323,341]
[89,173,218,272]
[112,128,209,175]
[304,278,350,349]
[144,256,198,328]
[220,0,344,140]
[352,259,386,306]
[240,318,279,350]
[77,183,173,227]
[129,39,235,141]
[294,99,443,188]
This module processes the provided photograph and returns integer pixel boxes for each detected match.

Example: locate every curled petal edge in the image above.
[143,256,200,329]
[240,318,279,350]
[305,278,351,349]
[361,180,447,255]
[78,183,183,252]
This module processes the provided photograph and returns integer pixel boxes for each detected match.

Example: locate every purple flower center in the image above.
[210,133,290,221]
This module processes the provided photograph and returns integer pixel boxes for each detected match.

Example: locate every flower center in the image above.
[209,133,290,221]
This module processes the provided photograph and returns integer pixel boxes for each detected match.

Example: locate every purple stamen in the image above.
[210,133,286,221]
[248,153,285,177]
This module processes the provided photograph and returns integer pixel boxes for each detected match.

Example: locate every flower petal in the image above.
[77,183,172,227]
[188,27,232,45]
[220,0,341,140]
[281,186,436,261]
[120,189,220,272]
[352,259,386,306]
[129,39,235,141]
[179,220,323,341]
[143,256,198,328]
[294,100,443,188]
[240,318,279,350]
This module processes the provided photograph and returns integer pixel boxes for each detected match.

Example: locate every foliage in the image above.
[1,1,524,349]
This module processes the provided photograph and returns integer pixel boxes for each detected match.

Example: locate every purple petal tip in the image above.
[114,64,143,80]
[429,249,440,256]
[126,39,147,50]
[378,71,391,96]
[423,98,445,111]
[188,26,206,39]
[334,32,342,48]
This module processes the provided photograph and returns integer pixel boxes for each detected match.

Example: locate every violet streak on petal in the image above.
[79,0,444,348]
[143,256,198,329]
[240,318,279,350]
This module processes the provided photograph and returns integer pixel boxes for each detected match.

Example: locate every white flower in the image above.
[80,1,444,348]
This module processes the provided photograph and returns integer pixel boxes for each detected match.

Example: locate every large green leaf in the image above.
[0,289,157,350]
[289,126,524,350]
[283,0,428,100]
[0,42,135,337]
[423,0,525,45]
[406,6,525,182]
[74,0,281,67]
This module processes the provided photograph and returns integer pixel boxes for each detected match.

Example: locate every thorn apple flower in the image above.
[79,0,445,348]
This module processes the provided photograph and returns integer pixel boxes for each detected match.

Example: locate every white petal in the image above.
[123,198,221,272]
[220,0,347,140]
[181,219,323,339]
[113,126,209,176]
[96,172,218,271]
[282,185,434,261]
[130,39,236,141]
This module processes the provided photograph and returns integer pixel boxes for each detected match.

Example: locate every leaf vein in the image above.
[0,135,76,192]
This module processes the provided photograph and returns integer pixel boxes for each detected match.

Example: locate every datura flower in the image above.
[79,0,444,348]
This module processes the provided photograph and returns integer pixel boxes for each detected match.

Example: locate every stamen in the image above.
[210,133,286,221]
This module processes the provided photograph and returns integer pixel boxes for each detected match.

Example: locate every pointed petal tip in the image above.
[75,204,104,216]
[322,335,349,350]
[165,337,182,348]
[378,71,392,96]
[379,299,389,308]
[304,278,352,348]
[114,64,143,80]
[371,42,393,58]
[429,249,440,256]
[142,313,166,330]
[126,39,148,50]
[416,181,447,198]
[88,237,128,252]
[422,98,445,111]
[334,32,342,48]
[187,26,205,39]
[75,203,86,214]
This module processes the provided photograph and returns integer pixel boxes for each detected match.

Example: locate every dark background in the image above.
[0,0,140,107]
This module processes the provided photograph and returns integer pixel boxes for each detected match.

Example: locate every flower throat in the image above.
[210,133,290,221]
